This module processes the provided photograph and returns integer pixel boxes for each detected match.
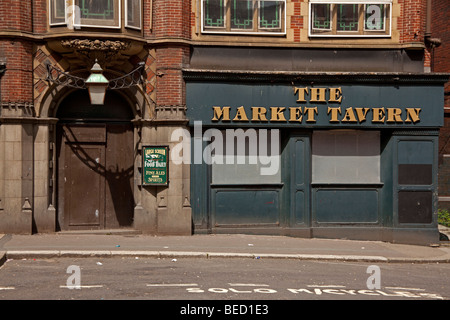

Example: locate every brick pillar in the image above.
[136,0,193,235]
[399,0,427,43]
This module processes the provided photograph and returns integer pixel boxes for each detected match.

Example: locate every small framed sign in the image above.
[142,146,169,186]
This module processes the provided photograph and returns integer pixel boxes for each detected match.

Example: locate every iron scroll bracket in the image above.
[46,62,145,90]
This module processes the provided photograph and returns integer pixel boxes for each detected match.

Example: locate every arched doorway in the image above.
[56,90,135,231]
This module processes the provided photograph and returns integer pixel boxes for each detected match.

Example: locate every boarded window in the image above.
[312,130,380,184]
[210,129,281,185]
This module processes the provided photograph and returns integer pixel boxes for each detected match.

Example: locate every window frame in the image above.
[49,0,67,26]
[308,0,392,38]
[125,0,143,30]
[73,0,121,29]
[201,0,287,35]
[49,0,143,30]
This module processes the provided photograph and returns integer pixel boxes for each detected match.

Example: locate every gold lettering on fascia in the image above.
[211,87,422,124]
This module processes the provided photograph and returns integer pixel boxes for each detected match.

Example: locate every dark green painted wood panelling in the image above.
[313,189,379,224]
[212,189,280,226]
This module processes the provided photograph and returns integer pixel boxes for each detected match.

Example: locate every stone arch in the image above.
[33,71,152,233]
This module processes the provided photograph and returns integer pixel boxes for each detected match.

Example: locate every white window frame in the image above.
[73,0,121,29]
[49,0,139,30]
[201,0,287,35]
[308,0,392,38]
[125,0,143,30]
[49,0,68,26]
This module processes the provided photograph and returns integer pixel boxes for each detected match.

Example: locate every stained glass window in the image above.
[231,0,253,30]
[312,4,331,30]
[203,0,225,28]
[74,0,120,28]
[309,1,391,37]
[202,0,285,33]
[365,4,385,31]
[336,4,358,32]
[50,0,142,29]
[259,1,282,30]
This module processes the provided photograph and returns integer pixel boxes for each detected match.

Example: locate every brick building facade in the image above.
[431,0,450,208]
[0,0,448,245]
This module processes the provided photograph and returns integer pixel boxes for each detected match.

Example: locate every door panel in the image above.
[64,143,105,228]
[105,124,134,228]
[290,137,310,227]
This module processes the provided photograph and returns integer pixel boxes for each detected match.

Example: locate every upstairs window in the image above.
[49,0,142,30]
[75,0,120,28]
[202,0,286,34]
[309,0,391,37]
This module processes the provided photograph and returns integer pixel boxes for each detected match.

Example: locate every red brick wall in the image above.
[291,0,303,43]
[0,0,32,32]
[0,1,34,103]
[431,0,449,108]
[153,0,191,107]
[398,0,427,43]
[156,46,190,106]
[0,40,33,103]
[33,0,47,34]
[152,0,191,39]
[432,0,450,198]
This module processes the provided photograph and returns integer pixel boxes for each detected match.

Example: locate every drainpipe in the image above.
[0,60,6,104]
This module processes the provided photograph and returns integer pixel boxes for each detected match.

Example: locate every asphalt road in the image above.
[0,256,449,303]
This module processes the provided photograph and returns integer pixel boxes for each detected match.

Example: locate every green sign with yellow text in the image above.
[142,146,169,186]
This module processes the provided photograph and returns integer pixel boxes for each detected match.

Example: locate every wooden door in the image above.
[57,124,135,230]
[105,124,134,228]
[59,125,107,230]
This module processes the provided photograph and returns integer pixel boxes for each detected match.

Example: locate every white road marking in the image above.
[228,283,270,287]
[146,283,198,287]
[307,285,346,288]
[385,287,425,291]
[59,285,104,289]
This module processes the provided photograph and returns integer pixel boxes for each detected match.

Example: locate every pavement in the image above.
[0,226,450,266]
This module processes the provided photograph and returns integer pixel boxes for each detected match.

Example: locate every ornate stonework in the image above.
[60,39,132,68]
[61,39,131,52]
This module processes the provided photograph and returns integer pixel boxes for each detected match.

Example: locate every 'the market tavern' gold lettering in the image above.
[211,87,421,124]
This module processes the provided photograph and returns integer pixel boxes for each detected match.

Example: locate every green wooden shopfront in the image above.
[185,71,448,245]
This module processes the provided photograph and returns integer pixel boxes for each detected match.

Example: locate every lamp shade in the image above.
[85,61,109,105]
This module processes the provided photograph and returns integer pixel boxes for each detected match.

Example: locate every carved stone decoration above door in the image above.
[47,38,144,70]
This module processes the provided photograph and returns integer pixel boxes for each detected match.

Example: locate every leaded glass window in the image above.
[231,0,253,30]
[336,4,358,32]
[309,0,391,37]
[259,1,282,30]
[312,4,331,31]
[203,0,226,28]
[50,0,130,29]
[202,0,285,34]
[365,4,385,31]
[74,0,120,28]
